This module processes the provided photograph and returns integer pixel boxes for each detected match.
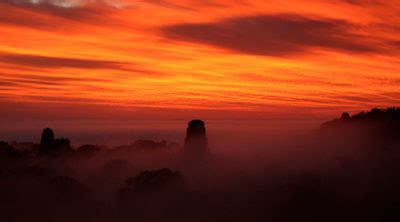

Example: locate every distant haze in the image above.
[0,119,319,149]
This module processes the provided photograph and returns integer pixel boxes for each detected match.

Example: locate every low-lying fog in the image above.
[1,109,399,222]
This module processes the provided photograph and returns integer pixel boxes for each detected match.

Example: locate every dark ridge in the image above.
[320,107,400,151]
[322,107,400,126]
[321,107,400,132]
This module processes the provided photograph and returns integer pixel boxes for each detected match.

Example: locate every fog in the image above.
[1,108,400,221]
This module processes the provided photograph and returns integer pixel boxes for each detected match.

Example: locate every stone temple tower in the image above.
[184,120,209,160]
[40,128,55,155]
[39,128,72,155]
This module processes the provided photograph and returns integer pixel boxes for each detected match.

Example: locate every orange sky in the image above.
[0,0,399,122]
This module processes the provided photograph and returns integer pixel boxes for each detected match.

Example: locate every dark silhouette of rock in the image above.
[39,128,73,156]
[184,120,209,160]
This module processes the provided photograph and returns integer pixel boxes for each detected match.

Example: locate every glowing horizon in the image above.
[1,0,399,121]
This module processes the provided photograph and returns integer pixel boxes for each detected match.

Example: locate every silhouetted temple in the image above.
[184,120,209,160]
[40,128,55,155]
[39,128,72,155]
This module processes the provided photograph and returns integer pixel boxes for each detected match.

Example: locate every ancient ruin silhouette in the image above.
[2,108,400,222]
[183,120,209,160]
[40,128,55,155]
[39,128,72,155]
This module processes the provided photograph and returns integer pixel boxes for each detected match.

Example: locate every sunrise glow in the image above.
[1,0,399,121]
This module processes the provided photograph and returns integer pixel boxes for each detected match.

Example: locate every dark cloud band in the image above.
[162,14,378,56]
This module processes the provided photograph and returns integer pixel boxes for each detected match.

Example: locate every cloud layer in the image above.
[163,14,379,56]
[0,53,126,69]
[3,0,130,8]
[0,0,117,29]
[0,0,399,121]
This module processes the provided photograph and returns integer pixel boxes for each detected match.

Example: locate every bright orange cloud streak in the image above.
[0,0,399,122]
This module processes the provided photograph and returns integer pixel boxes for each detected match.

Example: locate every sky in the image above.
[0,0,400,124]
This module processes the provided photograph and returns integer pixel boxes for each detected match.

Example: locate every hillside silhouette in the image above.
[322,107,400,134]
[320,107,400,151]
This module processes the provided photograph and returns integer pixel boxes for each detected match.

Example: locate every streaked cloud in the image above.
[0,0,399,121]
[0,0,129,29]
[3,0,132,8]
[0,53,127,70]
[163,14,384,56]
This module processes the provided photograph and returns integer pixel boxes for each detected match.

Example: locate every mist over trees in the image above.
[1,108,400,222]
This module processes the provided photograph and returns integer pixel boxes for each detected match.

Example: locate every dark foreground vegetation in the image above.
[1,108,400,222]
